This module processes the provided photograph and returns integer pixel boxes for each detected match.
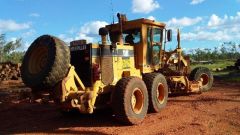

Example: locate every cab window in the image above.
[123,29,141,45]
[153,28,163,44]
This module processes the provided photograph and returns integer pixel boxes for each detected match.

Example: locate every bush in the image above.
[0,34,25,64]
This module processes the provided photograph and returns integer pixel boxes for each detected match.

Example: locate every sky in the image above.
[0,0,240,52]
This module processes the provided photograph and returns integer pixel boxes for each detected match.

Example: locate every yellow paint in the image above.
[54,16,200,114]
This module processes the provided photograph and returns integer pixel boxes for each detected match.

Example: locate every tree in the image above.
[0,34,25,63]
[204,48,211,60]
[211,47,219,60]
[0,34,6,62]
[188,41,240,62]
[220,44,227,59]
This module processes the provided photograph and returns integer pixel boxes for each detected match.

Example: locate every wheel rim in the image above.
[131,88,144,114]
[28,45,48,74]
[157,83,165,104]
[200,73,209,86]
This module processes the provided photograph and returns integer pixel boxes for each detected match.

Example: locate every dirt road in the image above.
[0,80,239,135]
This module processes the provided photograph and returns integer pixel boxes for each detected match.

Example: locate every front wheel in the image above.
[111,77,148,125]
[189,67,213,92]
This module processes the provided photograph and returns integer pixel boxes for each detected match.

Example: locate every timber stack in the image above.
[0,62,21,81]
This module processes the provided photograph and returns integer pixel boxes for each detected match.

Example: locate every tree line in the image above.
[0,34,25,63]
[187,42,240,61]
[0,33,239,64]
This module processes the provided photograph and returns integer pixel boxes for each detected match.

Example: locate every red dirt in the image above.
[0,80,239,135]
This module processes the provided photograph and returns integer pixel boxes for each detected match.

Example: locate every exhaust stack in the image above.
[99,27,108,45]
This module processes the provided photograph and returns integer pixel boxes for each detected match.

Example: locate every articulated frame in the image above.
[53,65,102,114]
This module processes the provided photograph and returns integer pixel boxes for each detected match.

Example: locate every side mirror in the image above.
[167,29,172,42]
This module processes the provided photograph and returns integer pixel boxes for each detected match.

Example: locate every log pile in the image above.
[0,62,21,81]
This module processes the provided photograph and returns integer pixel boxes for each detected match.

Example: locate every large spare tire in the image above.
[21,35,70,89]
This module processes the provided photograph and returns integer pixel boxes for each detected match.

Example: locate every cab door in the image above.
[147,27,163,66]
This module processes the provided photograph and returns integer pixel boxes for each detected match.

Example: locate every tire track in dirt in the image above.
[0,81,239,135]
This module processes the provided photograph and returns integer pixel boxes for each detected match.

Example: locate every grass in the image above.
[191,60,235,73]
[190,60,240,83]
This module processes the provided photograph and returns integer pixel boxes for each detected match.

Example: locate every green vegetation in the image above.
[191,60,240,83]
[187,41,240,83]
[188,42,240,62]
[217,70,240,83]
[0,34,25,63]
[191,60,235,74]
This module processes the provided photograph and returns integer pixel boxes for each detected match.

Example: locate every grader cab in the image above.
[21,13,213,125]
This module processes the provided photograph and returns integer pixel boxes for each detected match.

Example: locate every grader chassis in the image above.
[21,13,213,125]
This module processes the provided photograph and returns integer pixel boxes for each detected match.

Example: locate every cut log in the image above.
[0,62,21,81]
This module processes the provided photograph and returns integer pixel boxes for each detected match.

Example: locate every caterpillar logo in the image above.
[122,50,129,57]
[70,45,87,51]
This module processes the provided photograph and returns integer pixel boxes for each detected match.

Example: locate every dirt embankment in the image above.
[0,81,239,135]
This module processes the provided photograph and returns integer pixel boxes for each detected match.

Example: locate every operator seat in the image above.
[125,34,134,44]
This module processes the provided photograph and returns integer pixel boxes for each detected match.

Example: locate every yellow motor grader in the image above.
[21,13,213,125]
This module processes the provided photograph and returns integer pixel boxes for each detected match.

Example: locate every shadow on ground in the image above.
[0,80,239,134]
[0,102,122,134]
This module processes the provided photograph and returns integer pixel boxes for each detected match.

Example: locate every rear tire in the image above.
[189,67,213,92]
[143,73,168,113]
[111,77,148,125]
[21,35,70,89]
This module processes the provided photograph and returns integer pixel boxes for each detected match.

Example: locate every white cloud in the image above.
[75,33,94,43]
[182,29,240,42]
[132,0,160,14]
[207,14,223,27]
[75,21,108,43]
[22,29,36,38]
[182,31,232,41]
[58,34,74,43]
[167,17,202,28]
[207,12,240,28]
[182,12,240,41]
[58,21,108,43]
[147,16,156,20]
[68,27,78,34]
[29,13,40,17]
[79,21,108,36]
[0,20,31,32]
[190,0,205,5]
